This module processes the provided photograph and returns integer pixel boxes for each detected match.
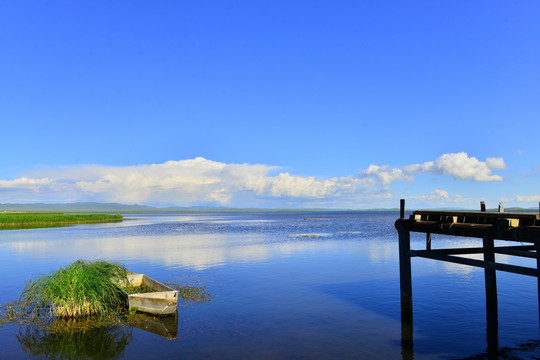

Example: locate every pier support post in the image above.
[398,227,412,312]
[483,237,498,356]
[536,240,540,329]
[398,199,412,314]
[398,200,413,359]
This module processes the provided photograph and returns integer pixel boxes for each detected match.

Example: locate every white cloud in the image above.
[434,153,505,181]
[359,152,505,183]
[0,177,56,189]
[422,189,450,201]
[359,165,413,185]
[248,173,365,198]
[0,158,371,207]
[407,189,473,205]
[485,157,506,170]
[516,195,540,202]
[0,153,511,208]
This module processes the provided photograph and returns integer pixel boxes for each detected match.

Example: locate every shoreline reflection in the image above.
[4,233,367,270]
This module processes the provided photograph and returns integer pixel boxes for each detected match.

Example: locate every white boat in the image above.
[125,272,178,316]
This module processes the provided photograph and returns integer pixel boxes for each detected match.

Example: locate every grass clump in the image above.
[123,284,153,294]
[20,260,129,319]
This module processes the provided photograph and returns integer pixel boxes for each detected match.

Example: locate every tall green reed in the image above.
[20,260,129,318]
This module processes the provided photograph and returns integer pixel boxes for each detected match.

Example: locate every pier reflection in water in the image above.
[399,277,540,359]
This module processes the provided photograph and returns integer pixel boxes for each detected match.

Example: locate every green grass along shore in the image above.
[0,213,123,229]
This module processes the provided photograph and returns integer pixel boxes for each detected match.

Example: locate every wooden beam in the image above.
[412,245,537,258]
[415,246,485,255]
[412,210,539,221]
[495,246,537,259]
[395,218,540,242]
[410,250,538,277]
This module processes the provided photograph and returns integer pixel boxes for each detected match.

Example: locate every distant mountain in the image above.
[501,207,538,212]
[0,202,158,212]
[0,202,395,213]
[1,202,536,213]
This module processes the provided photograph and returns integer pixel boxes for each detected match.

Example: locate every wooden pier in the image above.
[395,199,540,358]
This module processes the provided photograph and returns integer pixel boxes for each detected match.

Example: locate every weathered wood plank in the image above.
[412,210,539,221]
[396,218,540,242]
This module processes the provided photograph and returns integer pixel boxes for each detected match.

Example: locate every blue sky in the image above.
[1,1,539,209]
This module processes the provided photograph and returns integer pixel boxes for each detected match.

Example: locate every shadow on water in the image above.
[17,322,133,360]
[317,278,401,321]
[318,278,413,358]
[318,279,540,359]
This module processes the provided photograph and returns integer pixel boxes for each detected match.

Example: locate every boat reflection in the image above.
[130,311,179,340]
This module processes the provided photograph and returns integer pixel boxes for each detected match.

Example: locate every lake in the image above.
[1,212,539,359]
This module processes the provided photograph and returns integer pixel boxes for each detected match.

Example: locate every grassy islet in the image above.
[0,212,122,229]
[19,260,130,319]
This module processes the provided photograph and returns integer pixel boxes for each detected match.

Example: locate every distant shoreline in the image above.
[0,201,537,214]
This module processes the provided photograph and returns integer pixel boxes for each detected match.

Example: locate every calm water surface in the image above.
[0,212,539,359]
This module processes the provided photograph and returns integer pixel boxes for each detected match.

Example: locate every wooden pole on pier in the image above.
[480,201,486,212]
